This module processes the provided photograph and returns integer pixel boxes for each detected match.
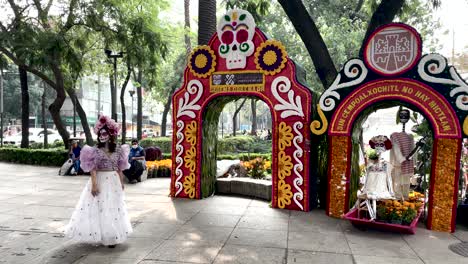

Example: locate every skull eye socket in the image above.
[236,29,249,43]
[221,31,234,45]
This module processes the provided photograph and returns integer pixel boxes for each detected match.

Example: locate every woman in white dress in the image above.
[64,115,132,248]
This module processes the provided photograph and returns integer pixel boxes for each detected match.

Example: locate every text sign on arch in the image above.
[210,71,265,93]
[329,79,460,138]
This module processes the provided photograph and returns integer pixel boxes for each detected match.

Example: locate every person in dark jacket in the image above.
[69,140,82,175]
[123,139,146,183]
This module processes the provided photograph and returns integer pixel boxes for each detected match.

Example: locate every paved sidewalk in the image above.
[0,162,466,264]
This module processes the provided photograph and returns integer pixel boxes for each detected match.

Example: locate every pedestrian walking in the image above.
[64,115,132,248]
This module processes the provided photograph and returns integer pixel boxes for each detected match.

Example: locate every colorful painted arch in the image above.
[329,79,462,139]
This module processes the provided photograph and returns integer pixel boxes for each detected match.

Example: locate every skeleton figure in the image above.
[217,9,256,69]
[390,109,415,200]
[362,135,394,220]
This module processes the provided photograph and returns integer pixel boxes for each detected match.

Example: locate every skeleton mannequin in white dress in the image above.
[362,135,395,220]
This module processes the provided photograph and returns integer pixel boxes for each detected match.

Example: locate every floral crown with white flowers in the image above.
[94,115,120,136]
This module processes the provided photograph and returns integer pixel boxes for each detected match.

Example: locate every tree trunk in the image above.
[184,0,192,55]
[67,88,93,146]
[359,0,405,56]
[250,99,257,135]
[161,83,179,137]
[19,66,29,148]
[136,69,143,140]
[198,0,217,45]
[120,63,132,144]
[277,0,337,90]
[41,81,48,148]
[232,98,247,136]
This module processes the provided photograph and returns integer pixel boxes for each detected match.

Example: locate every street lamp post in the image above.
[129,89,135,139]
[104,49,123,122]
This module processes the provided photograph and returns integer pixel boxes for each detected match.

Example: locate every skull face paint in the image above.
[217,10,256,69]
[99,129,110,143]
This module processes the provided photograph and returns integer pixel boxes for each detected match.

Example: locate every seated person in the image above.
[123,139,146,183]
[69,140,81,175]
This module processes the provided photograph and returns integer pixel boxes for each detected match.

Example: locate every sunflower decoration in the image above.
[188,45,217,78]
[254,40,288,75]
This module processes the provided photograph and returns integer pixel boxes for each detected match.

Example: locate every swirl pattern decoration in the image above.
[271,76,304,118]
[177,80,204,118]
[174,120,185,196]
[292,122,304,210]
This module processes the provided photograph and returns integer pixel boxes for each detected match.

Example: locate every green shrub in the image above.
[217,135,271,154]
[139,137,172,153]
[0,147,68,166]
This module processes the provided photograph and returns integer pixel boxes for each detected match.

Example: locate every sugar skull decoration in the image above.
[217,9,256,69]
[369,135,392,155]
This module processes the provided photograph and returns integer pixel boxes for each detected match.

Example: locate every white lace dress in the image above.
[64,145,133,245]
[362,161,394,200]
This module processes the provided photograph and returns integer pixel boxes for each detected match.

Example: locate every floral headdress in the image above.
[369,135,392,151]
[94,115,120,136]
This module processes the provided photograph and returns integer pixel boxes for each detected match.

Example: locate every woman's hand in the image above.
[91,184,99,196]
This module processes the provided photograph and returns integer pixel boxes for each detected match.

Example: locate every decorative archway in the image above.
[170,9,313,211]
[312,23,467,232]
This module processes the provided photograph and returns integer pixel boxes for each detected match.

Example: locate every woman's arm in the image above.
[91,170,99,196]
[117,170,125,190]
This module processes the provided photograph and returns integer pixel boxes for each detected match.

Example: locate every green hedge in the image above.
[139,137,172,153]
[160,153,271,161]
[0,148,68,166]
[139,135,271,155]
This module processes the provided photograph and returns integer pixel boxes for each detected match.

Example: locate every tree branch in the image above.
[7,0,21,18]
[277,0,337,89]
[0,47,57,90]
[359,0,405,56]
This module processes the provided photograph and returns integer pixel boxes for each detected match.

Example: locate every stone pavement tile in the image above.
[0,193,19,201]
[199,205,247,215]
[344,229,418,258]
[287,249,354,264]
[353,255,425,264]
[248,199,270,208]
[71,255,139,264]
[130,222,182,239]
[186,213,241,228]
[139,261,197,264]
[2,195,49,206]
[403,227,467,263]
[0,216,66,233]
[203,196,252,207]
[0,203,21,214]
[213,244,286,264]
[7,205,74,218]
[453,225,468,241]
[289,211,343,233]
[31,242,101,264]
[227,227,287,248]
[134,209,195,225]
[237,215,289,231]
[86,237,164,260]
[0,214,17,226]
[145,240,223,264]
[170,225,233,243]
[0,233,67,264]
[243,206,290,219]
[125,194,173,203]
[288,230,351,254]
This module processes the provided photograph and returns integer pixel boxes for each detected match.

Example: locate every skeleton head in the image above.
[217,9,256,69]
[399,109,410,124]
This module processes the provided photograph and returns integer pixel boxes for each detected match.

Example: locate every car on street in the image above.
[3,128,62,146]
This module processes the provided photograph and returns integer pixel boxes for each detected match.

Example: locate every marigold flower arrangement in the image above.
[376,191,424,225]
[146,159,172,178]
[241,157,270,179]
